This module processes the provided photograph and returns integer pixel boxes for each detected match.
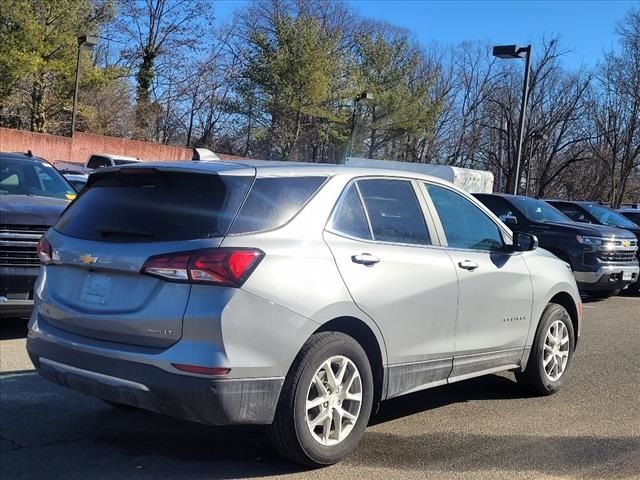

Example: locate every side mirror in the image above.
[500,215,518,227]
[513,231,538,252]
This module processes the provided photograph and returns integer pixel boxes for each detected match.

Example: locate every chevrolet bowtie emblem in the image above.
[622,240,631,247]
[79,254,98,265]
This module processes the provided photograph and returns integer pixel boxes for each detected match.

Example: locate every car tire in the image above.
[589,289,621,299]
[516,303,575,396]
[268,332,374,467]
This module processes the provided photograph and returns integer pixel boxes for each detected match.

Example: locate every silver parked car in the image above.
[27,161,582,466]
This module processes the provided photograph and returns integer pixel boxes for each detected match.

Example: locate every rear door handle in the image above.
[352,253,380,266]
[458,260,479,271]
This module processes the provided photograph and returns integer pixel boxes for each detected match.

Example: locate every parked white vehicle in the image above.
[84,153,142,172]
[345,157,494,194]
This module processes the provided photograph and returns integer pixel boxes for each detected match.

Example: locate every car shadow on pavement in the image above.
[371,374,526,426]
[2,371,639,479]
[0,317,29,341]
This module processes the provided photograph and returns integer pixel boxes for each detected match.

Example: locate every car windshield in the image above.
[510,197,571,223]
[582,203,638,229]
[0,156,76,200]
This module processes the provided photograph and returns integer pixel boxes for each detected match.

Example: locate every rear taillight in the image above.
[37,237,52,265]
[141,248,264,287]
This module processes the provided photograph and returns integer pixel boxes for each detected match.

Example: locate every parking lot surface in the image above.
[1,294,639,480]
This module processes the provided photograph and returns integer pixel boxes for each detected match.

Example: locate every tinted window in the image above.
[621,211,640,226]
[427,184,503,251]
[357,179,430,245]
[476,195,519,220]
[113,159,140,166]
[0,157,75,200]
[553,204,591,223]
[229,176,326,234]
[580,203,639,229]
[87,156,110,169]
[510,197,570,223]
[56,172,252,242]
[331,184,371,240]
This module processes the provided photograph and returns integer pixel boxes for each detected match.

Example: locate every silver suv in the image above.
[27,161,582,466]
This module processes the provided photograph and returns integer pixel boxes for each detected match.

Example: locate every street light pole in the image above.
[343,91,373,164]
[525,132,546,197]
[71,34,98,137]
[492,44,532,195]
[514,45,532,195]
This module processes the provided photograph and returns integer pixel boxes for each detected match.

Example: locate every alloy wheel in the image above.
[543,320,570,381]
[305,355,363,446]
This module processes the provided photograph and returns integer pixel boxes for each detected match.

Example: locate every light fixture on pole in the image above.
[343,91,373,164]
[71,34,99,136]
[493,44,532,195]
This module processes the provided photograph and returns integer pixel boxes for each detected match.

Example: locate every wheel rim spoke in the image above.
[543,320,570,382]
[305,355,363,446]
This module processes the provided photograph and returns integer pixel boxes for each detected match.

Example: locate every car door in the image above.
[423,183,533,381]
[324,178,459,397]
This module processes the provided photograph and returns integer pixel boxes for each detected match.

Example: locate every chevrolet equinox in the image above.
[27,161,582,466]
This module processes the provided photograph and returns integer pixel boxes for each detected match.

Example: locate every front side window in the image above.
[357,179,430,245]
[426,184,504,251]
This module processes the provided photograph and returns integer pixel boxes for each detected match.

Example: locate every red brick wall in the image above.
[0,127,193,164]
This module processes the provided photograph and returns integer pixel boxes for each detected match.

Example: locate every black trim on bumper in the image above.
[0,299,33,318]
[27,337,283,425]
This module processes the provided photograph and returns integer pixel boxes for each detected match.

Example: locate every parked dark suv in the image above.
[0,152,74,317]
[547,200,640,292]
[475,194,639,297]
[618,207,640,227]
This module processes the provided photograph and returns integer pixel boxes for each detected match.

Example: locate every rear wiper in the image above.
[95,226,154,238]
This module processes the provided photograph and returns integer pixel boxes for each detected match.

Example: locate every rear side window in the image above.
[331,184,372,240]
[229,176,326,234]
[55,172,252,242]
[357,179,430,245]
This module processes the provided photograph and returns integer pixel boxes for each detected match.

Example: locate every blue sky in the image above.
[213,0,638,68]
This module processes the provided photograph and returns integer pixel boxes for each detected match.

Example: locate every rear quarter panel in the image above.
[221,175,389,374]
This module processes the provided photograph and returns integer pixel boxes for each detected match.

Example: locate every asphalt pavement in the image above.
[1,294,639,480]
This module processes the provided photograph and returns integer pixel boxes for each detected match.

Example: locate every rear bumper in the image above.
[27,336,283,425]
[574,264,639,291]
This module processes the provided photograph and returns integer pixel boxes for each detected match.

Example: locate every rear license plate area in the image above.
[80,272,111,305]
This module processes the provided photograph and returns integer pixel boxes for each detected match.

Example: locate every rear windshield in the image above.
[55,171,252,242]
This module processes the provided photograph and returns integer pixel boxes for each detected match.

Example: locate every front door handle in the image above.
[458,260,479,271]
[352,253,380,266]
